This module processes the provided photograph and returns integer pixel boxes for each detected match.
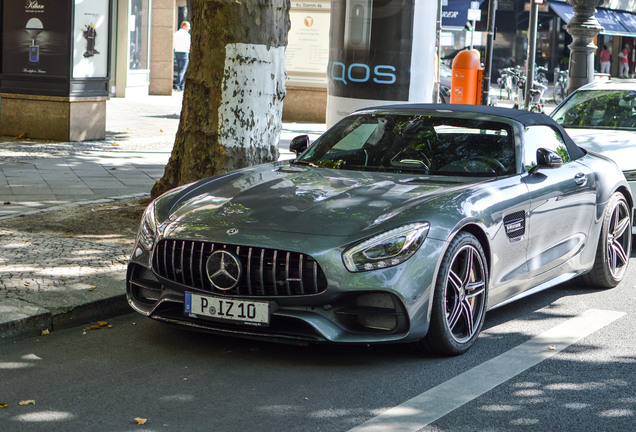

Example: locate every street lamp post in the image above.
[481,0,498,105]
[524,0,540,110]
[564,0,605,95]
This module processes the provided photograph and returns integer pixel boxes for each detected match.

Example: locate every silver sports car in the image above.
[127,105,633,356]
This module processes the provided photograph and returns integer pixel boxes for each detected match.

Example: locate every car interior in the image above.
[558,90,636,129]
[305,115,516,176]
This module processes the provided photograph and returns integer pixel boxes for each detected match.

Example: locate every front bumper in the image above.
[128,261,411,344]
[126,236,446,345]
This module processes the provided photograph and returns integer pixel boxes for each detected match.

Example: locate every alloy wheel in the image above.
[606,199,631,280]
[445,244,487,344]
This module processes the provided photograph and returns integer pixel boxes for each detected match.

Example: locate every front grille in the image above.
[152,239,328,297]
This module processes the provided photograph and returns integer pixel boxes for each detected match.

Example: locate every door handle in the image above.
[574,172,587,186]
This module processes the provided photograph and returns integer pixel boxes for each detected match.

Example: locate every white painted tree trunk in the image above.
[152,0,291,198]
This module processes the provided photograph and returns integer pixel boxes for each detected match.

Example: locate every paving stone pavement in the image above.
[0,227,131,333]
[0,92,326,342]
[0,94,182,341]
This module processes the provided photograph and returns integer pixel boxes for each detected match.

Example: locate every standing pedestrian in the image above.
[618,45,630,78]
[174,21,191,91]
[599,45,611,75]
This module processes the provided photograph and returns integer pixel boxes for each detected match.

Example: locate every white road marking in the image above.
[348,309,626,432]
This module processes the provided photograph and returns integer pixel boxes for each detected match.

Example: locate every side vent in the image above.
[503,211,526,239]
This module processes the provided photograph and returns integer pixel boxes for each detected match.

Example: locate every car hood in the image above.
[160,163,485,237]
[565,128,636,172]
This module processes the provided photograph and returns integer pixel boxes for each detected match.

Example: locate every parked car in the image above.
[127,105,633,356]
[550,79,636,233]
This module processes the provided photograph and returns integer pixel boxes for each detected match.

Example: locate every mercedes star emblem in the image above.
[206,250,242,291]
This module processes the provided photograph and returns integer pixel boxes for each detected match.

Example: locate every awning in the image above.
[618,10,636,34]
[441,0,484,31]
[548,0,636,37]
[548,1,575,24]
[595,8,632,36]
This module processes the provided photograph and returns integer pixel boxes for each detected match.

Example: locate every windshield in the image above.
[552,89,636,130]
[297,114,515,177]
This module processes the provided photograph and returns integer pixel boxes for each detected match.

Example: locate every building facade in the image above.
[3,0,633,134]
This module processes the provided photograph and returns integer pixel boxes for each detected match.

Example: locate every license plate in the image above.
[184,293,269,326]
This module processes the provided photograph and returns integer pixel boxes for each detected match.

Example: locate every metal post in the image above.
[564,0,605,94]
[481,0,498,105]
[435,0,443,103]
[524,0,539,110]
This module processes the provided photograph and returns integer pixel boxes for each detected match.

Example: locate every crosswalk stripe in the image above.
[348,309,626,432]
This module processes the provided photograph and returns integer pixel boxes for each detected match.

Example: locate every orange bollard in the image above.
[450,50,483,105]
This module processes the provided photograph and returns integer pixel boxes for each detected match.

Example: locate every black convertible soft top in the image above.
[357,103,586,161]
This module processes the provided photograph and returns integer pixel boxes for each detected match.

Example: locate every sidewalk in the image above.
[0,92,325,342]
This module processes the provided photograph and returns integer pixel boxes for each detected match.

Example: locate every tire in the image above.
[577,193,632,288]
[416,232,488,356]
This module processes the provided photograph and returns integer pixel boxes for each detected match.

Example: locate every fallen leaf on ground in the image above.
[88,286,97,291]
[16,132,26,139]
[134,417,147,425]
[0,403,8,408]
[41,329,50,336]
[547,345,556,350]
[90,321,112,330]
[19,400,35,406]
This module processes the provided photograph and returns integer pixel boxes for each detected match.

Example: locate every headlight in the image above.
[138,201,157,251]
[343,223,430,272]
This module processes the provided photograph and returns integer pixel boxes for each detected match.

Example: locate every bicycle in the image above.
[497,66,523,101]
[536,65,549,88]
[552,68,568,104]
[511,70,547,113]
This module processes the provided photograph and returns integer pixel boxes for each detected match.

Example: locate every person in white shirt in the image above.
[174,21,191,91]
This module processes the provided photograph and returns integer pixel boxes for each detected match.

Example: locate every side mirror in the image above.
[289,135,309,157]
[530,148,563,174]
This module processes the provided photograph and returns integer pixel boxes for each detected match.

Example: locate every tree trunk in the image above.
[152,0,290,198]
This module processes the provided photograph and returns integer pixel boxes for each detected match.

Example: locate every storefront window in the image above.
[129,0,149,70]
[536,30,551,67]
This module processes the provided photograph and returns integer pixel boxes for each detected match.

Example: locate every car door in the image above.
[482,174,533,308]
[522,125,597,284]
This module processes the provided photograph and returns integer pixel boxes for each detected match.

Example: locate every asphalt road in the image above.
[1,252,635,432]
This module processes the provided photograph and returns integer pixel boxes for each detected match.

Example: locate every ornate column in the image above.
[565,0,605,95]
